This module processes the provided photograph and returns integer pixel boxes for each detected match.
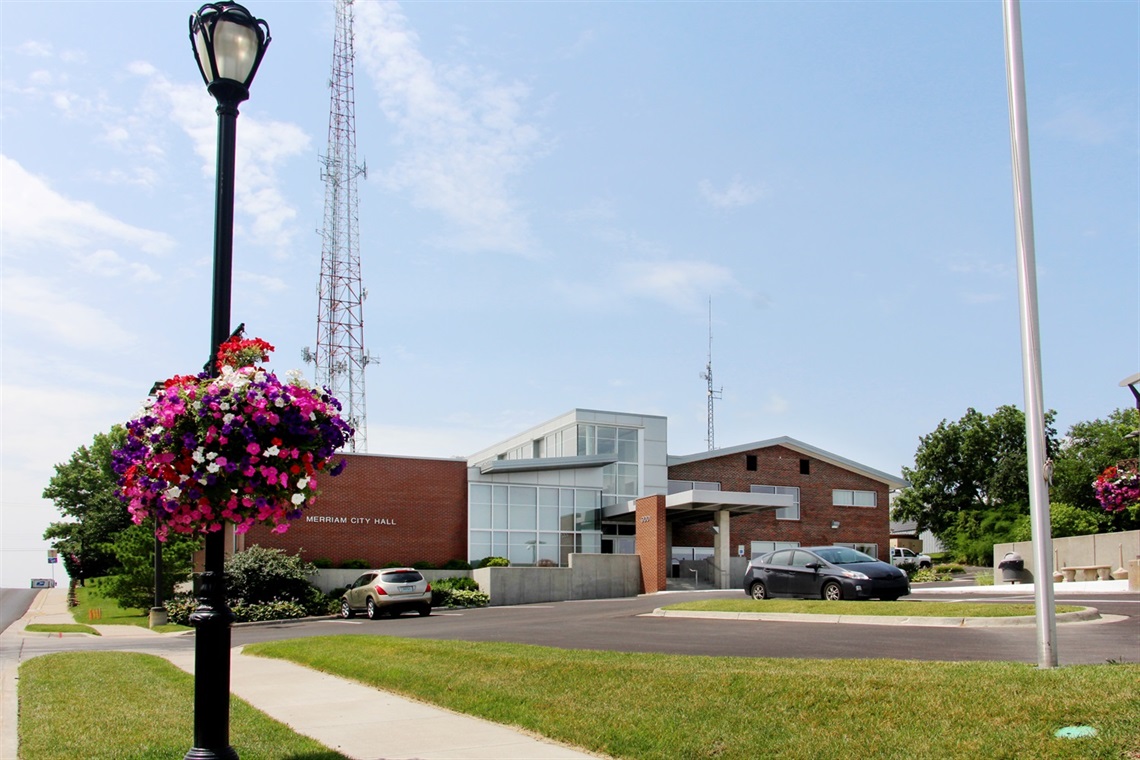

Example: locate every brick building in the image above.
[247,409,906,591]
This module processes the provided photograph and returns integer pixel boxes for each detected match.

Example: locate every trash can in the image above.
[998,552,1027,584]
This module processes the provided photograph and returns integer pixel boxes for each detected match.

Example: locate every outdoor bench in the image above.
[1060,565,1112,582]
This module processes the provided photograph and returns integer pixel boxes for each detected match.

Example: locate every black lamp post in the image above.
[186,4,269,760]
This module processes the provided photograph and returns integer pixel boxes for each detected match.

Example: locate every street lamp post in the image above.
[186,5,269,759]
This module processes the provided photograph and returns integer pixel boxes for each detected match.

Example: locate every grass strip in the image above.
[70,582,151,628]
[661,599,1083,617]
[246,636,1140,760]
[69,582,191,632]
[23,624,100,635]
[18,652,348,760]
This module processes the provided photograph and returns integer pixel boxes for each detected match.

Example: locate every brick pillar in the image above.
[635,495,667,593]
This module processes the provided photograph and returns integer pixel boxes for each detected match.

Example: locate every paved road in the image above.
[0,589,37,634]
[15,588,1137,666]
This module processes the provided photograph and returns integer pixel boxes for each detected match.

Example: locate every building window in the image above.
[579,424,640,507]
[751,484,800,520]
[799,458,810,475]
[833,489,877,508]
[837,542,879,559]
[746,454,757,471]
[750,540,799,558]
[668,480,721,494]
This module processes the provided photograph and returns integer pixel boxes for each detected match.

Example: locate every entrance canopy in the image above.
[603,488,793,522]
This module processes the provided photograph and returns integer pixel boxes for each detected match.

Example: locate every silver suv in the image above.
[340,568,432,619]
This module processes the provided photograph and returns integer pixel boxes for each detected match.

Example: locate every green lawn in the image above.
[244,636,1140,760]
[70,581,189,633]
[18,652,347,760]
[662,598,1083,617]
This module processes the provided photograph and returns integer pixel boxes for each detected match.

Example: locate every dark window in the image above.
[800,458,810,475]
[746,454,757,471]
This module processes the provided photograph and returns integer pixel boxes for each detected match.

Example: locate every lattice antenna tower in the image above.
[303,0,376,452]
[699,298,723,450]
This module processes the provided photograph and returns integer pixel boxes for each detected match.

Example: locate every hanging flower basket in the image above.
[1093,463,1140,514]
[114,336,353,540]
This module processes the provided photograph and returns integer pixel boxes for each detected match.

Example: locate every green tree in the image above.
[1009,502,1107,543]
[42,427,133,582]
[1051,408,1139,517]
[891,406,1057,552]
[102,521,200,610]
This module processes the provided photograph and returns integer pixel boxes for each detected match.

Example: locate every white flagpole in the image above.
[1003,0,1058,668]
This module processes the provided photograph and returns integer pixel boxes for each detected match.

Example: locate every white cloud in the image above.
[616,260,737,313]
[698,177,767,209]
[1,271,138,351]
[17,41,52,57]
[144,72,309,257]
[763,393,790,415]
[72,248,161,283]
[0,155,174,256]
[355,0,541,255]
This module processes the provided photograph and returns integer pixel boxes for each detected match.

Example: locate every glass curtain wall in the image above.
[469,483,601,566]
[578,424,639,507]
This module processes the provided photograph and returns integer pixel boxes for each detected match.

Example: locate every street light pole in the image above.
[187,5,270,759]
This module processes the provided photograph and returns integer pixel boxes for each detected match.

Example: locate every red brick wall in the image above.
[669,446,891,557]
[243,453,469,567]
[635,495,667,592]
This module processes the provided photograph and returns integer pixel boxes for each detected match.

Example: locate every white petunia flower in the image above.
[291,493,305,505]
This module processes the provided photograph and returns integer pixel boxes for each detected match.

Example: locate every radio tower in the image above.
[304,0,374,452]
[700,298,723,450]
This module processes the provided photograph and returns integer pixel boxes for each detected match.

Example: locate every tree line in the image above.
[890,406,1139,564]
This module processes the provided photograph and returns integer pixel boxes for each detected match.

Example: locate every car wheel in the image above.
[822,581,843,601]
[748,581,767,600]
[340,599,354,619]
[366,598,382,620]
[418,604,431,617]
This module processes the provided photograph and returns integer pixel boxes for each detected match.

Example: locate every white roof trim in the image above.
[668,436,907,489]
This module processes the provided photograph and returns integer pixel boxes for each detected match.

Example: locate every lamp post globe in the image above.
[185,4,269,760]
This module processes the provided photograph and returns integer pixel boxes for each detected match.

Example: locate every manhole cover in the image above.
[1055,726,1098,739]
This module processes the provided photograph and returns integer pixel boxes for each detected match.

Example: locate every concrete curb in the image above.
[647,606,1103,627]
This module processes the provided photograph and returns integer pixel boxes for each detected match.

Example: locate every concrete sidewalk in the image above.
[3,587,606,760]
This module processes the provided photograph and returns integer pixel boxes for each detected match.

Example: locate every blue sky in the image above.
[2,1,1137,587]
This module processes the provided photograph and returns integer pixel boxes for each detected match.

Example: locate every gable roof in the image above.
[668,436,908,489]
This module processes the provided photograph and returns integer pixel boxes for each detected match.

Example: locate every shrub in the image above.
[536,559,557,567]
[441,558,472,570]
[896,561,919,578]
[911,568,953,583]
[409,561,436,570]
[231,600,308,623]
[441,588,490,608]
[934,563,965,575]
[477,556,509,568]
[975,571,995,586]
[430,576,478,606]
[338,559,370,569]
[225,546,318,607]
[311,557,334,569]
[164,594,198,626]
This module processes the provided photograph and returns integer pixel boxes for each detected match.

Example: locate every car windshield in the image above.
[813,547,876,565]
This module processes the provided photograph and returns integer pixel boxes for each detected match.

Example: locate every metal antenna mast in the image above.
[304,0,375,452]
[699,298,723,450]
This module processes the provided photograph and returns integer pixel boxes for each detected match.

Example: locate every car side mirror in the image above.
[805,562,821,570]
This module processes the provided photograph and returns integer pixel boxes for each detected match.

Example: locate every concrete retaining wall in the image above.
[313,568,472,594]
[993,530,1139,584]
[474,554,641,606]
